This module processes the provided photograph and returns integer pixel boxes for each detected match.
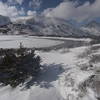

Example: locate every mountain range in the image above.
[0,15,100,38]
[81,21,100,36]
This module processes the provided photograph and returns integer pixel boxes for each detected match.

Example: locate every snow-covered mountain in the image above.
[25,16,87,37]
[0,15,87,37]
[0,15,11,35]
[1,15,100,37]
[7,15,88,37]
[81,21,100,36]
[0,15,11,26]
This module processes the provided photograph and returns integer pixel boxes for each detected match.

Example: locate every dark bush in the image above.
[0,46,41,87]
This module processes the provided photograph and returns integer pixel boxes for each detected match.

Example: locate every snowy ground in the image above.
[0,36,99,100]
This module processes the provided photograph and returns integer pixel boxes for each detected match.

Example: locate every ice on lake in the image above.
[0,35,64,49]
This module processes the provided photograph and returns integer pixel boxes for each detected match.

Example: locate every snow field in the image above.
[0,36,97,100]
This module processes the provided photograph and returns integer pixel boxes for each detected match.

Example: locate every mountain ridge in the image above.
[0,15,100,38]
[81,20,100,36]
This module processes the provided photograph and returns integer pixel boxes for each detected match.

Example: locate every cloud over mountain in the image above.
[43,0,100,22]
[0,2,18,18]
[0,0,100,22]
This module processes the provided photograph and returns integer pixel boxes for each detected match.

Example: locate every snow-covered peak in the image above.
[85,21,100,28]
[13,16,34,24]
[26,15,71,26]
[81,21,100,36]
[0,15,11,26]
[0,15,92,37]
[24,15,86,37]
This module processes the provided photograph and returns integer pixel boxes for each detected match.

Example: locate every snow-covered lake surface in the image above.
[0,35,99,100]
[0,35,91,49]
[0,35,64,48]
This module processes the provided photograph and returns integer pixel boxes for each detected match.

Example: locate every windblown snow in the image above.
[0,36,99,100]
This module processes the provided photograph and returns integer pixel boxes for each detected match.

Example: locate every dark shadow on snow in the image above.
[22,63,64,90]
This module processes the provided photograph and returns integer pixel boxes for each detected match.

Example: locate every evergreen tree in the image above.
[0,45,41,87]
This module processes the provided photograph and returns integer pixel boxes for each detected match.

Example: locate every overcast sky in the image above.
[0,0,100,22]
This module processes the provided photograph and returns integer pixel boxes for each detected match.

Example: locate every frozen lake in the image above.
[0,35,64,49]
[0,35,90,49]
